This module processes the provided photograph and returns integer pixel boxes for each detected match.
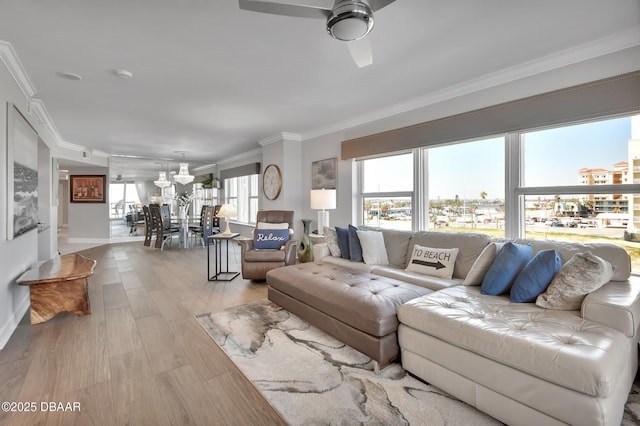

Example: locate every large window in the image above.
[361,153,413,230]
[358,114,640,272]
[224,174,259,224]
[428,137,504,237]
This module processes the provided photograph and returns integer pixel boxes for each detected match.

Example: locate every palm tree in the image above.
[480,191,491,221]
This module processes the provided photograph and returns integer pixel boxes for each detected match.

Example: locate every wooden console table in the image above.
[17,254,96,324]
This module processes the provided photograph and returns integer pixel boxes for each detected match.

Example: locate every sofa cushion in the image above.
[323,226,341,257]
[462,242,501,286]
[244,249,286,262]
[379,229,413,268]
[335,226,350,259]
[398,286,630,398]
[536,252,613,311]
[406,244,459,279]
[253,229,289,250]
[373,266,463,291]
[348,224,363,262]
[407,231,490,278]
[356,230,389,265]
[481,242,532,295]
[510,249,562,303]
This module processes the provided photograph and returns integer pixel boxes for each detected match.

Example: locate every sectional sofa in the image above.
[266,227,640,426]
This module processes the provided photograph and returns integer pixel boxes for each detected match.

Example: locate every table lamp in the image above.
[216,204,237,236]
[310,189,336,236]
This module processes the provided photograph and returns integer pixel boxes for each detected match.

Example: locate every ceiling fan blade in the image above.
[366,0,397,12]
[239,0,331,19]
[347,37,373,68]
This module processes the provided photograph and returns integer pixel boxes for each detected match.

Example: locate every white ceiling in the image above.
[1,0,639,181]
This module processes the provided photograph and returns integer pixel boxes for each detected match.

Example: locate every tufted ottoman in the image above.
[266,262,432,371]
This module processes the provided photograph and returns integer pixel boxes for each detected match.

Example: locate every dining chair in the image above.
[142,205,156,247]
[150,204,180,250]
[198,205,221,247]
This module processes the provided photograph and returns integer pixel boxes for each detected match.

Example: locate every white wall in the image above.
[0,52,59,348]
[67,166,110,241]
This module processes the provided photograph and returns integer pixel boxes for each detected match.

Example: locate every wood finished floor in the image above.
[0,241,287,426]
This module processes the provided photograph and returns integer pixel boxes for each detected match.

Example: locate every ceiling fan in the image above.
[238,0,397,68]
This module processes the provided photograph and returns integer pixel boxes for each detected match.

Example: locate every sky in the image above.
[364,116,634,200]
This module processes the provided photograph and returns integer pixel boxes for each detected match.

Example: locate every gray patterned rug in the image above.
[196,300,640,426]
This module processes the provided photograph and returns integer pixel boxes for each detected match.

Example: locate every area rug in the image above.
[196,301,640,425]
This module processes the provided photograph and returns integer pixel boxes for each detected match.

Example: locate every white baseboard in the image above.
[0,293,30,350]
[67,238,110,244]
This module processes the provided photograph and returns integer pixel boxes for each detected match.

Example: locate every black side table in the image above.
[207,233,240,281]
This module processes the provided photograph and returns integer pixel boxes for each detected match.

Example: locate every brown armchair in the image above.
[237,210,297,281]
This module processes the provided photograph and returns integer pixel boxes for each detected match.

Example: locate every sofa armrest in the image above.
[236,238,254,254]
[313,243,330,260]
[283,240,298,265]
[582,277,640,339]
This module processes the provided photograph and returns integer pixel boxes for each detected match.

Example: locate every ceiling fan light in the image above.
[327,2,373,41]
[154,172,171,188]
[173,163,194,185]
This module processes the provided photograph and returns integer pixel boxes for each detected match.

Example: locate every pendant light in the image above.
[173,152,194,185]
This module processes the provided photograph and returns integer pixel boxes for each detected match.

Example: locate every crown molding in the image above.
[300,28,640,141]
[258,132,302,146]
[0,41,36,100]
[29,98,63,145]
[218,147,263,166]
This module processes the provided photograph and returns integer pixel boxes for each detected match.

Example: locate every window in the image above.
[360,153,413,230]
[518,115,640,272]
[428,137,504,237]
[224,173,259,224]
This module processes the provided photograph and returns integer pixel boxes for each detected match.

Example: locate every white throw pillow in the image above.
[323,227,342,258]
[535,252,613,310]
[356,230,389,265]
[463,242,501,285]
[406,244,459,279]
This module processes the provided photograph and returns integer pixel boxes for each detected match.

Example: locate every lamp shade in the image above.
[216,204,237,219]
[173,163,194,185]
[310,189,336,210]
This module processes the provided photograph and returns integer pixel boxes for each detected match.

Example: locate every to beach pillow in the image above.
[406,244,459,279]
[536,252,613,310]
[510,249,562,303]
[481,242,532,295]
[253,229,290,250]
[335,226,351,259]
[356,230,389,265]
[323,227,341,258]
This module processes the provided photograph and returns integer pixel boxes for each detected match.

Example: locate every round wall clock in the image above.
[262,164,282,200]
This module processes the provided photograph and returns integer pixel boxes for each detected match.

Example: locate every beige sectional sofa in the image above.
[307,229,640,426]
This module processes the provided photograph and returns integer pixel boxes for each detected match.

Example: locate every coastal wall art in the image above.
[311,157,337,190]
[6,103,39,240]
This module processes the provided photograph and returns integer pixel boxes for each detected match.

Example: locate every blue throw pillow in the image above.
[254,229,289,250]
[335,226,351,259]
[481,242,532,296]
[510,250,562,303]
[348,224,363,262]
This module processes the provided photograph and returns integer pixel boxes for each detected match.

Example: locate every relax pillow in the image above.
[356,230,389,265]
[406,244,459,279]
[536,252,613,310]
[348,225,363,262]
[510,250,562,303]
[323,227,341,258]
[463,242,501,285]
[481,242,532,295]
[253,229,289,250]
[335,226,350,259]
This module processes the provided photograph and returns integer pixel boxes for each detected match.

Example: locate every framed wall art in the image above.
[70,175,106,203]
[311,157,337,190]
[6,103,39,240]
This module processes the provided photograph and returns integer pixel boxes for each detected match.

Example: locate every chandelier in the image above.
[154,171,171,188]
[173,152,194,185]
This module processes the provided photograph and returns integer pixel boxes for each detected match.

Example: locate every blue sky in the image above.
[365,116,634,200]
